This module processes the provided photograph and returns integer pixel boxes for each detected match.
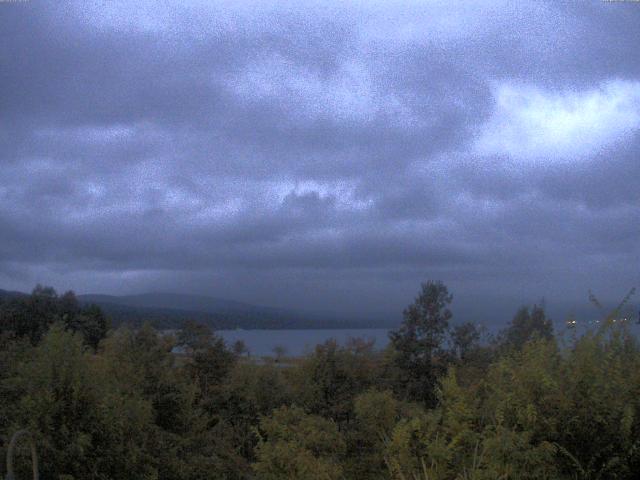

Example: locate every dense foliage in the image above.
[0,283,638,479]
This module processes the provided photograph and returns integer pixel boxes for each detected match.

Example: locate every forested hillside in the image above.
[0,282,639,479]
[0,289,386,330]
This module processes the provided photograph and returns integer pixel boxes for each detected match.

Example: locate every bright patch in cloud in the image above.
[475,80,640,163]
[231,55,413,125]
[267,179,372,212]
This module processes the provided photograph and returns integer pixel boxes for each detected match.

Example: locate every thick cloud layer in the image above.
[1,1,639,322]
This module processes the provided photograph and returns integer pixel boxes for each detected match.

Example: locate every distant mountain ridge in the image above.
[0,288,26,298]
[78,292,286,315]
[77,292,386,330]
[0,287,391,330]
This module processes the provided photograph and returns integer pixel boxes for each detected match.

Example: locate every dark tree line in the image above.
[0,285,108,348]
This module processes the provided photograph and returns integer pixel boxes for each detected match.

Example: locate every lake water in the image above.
[217,329,391,357]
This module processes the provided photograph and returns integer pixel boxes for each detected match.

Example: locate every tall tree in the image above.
[65,302,109,350]
[294,339,379,423]
[177,320,213,353]
[388,281,453,406]
[450,322,481,361]
[500,304,553,351]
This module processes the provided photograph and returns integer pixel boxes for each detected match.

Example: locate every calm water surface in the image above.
[217,329,391,357]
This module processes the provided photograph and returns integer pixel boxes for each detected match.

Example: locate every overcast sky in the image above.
[1,1,639,323]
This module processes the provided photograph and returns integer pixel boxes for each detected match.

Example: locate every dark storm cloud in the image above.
[1,0,639,321]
